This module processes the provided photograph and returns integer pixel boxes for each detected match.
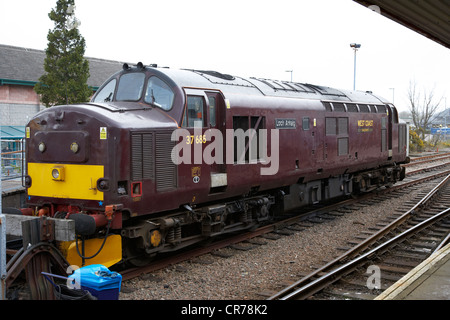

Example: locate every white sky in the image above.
[0,0,449,113]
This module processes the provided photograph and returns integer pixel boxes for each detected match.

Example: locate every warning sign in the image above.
[100,127,107,140]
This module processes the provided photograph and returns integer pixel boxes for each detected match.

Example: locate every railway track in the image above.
[267,173,450,300]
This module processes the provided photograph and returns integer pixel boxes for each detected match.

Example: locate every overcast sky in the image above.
[1,0,449,112]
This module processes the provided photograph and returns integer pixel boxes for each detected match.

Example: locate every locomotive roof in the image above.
[149,66,390,106]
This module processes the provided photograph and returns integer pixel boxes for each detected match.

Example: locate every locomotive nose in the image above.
[26,128,106,202]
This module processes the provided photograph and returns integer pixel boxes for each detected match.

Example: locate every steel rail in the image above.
[268,174,450,300]
[279,207,450,300]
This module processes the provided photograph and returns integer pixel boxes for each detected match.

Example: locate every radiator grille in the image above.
[142,134,154,179]
[156,132,177,191]
[131,133,154,181]
[131,131,177,191]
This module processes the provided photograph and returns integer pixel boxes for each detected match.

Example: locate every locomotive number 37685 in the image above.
[186,135,207,144]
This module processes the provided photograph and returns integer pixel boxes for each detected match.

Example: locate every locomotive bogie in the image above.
[119,193,275,259]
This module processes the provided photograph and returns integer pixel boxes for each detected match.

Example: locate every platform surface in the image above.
[376,243,450,300]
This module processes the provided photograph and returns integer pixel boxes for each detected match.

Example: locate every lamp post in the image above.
[350,43,361,91]
[285,70,293,82]
[389,88,395,104]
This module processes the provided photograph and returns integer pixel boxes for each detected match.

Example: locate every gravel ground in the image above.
[119,185,424,300]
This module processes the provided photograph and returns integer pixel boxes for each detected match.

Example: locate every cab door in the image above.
[206,91,227,192]
[181,89,227,193]
[181,90,208,188]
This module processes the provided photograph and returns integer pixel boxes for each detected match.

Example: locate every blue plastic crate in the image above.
[68,264,122,300]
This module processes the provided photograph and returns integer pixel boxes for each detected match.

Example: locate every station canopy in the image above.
[1,126,25,140]
[354,0,450,49]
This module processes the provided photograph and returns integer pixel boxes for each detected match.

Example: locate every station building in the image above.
[0,44,124,138]
[0,44,124,173]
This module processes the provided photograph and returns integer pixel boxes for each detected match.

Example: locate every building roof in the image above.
[0,44,125,89]
[430,108,450,125]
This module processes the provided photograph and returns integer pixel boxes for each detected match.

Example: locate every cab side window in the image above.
[92,79,116,103]
[183,96,206,127]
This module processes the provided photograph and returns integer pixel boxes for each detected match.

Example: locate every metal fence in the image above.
[1,139,24,180]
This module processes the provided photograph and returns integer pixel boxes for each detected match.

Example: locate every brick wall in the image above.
[0,84,40,104]
[0,84,44,126]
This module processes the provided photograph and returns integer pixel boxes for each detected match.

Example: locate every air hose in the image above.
[75,219,112,262]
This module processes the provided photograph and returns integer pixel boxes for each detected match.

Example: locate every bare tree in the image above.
[407,80,443,139]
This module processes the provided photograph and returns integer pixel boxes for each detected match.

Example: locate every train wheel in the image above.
[122,239,156,267]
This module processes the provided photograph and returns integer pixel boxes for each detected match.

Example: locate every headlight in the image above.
[51,166,65,181]
[70,142,79,153]
[52,169,60,179]
[38,142,46,153]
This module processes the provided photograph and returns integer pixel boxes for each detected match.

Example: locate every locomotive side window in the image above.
[209,96,216,127]
[183,96,205,127]
[93,79,116,103]
[116,73,145,101]
[232,115,266,163]
[145,76,174,110]
[302,117,310,130]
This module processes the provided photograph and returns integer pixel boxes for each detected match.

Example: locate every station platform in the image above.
[1,177,23,193]
[376,242,450,300]
[1,177,25,209]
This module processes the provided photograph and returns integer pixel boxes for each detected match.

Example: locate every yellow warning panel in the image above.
[64,234,122,268]
[27,163,104,201]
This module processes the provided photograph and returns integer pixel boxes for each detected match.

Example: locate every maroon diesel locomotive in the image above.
[24,64,409,266]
